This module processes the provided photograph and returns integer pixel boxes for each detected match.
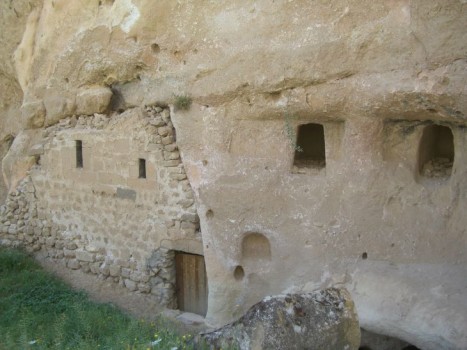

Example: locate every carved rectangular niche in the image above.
[293,123,326,169]
[138,158,146,179]
[383,121,456,182]
[75,140,83,168]
[418,124,454,179]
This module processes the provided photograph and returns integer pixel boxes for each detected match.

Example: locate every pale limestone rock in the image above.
[21,101,46,129]
[43,93,76,126]
[76,87,113,115]
[2,130,41,192]
[67,259,80,270]
[75,250,96,263]
[124,278,137,292]
[109,265,121,277]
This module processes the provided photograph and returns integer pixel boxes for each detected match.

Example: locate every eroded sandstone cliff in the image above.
[1,1,466,349]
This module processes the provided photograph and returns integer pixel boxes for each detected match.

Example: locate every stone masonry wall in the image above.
[0,106,201,308]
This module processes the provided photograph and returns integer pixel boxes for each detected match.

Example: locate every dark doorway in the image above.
[175,252,208,316]
[294,123,326,169]
[418,124,454,178]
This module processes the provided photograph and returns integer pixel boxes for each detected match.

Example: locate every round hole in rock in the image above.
[202,159,208,166]
[242,233,271,262]
[233,265,244,281]
[362,252,368,260]
[151,43,160,54]
[206,209,214,219]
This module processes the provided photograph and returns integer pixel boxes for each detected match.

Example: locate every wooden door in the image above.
[175,252,208,316]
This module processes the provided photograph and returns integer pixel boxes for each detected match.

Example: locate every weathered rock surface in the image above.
[200,288,360,350]
[0,1,466,349]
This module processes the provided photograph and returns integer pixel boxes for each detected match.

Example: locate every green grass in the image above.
[0,247,197,350]
[173,95,192,111]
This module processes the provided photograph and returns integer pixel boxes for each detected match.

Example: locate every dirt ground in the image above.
[35,252,164,320]
[34,252,209,335]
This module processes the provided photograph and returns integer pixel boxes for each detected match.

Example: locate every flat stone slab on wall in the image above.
[199,288,360,350]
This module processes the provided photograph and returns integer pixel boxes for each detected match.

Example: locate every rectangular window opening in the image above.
[418,124,454,179]
[138,158,147,179]
[75,140,83,168]
[293,123,326,169]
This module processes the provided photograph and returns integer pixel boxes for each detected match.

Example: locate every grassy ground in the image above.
[0,247,196,350]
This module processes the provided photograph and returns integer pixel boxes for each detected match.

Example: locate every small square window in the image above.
[138,158,146,179]
[293,123,326,169]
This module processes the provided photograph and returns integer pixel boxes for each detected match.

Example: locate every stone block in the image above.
[98,172,125,185]
[99,263,110,277]
[76,86,112,115]
[25,235,35,243]
[67,259,80,270]
[163,160,180,167]
[63,248,76,258]
[146,143,163,151]
[90,262,100,274]
[160,109,170,121]
[124,279,137,292]
[75,250,96,262]
[116,188,136,201]
[85,244,100,253]
[80,262,91,273]
[28,143,45,156]
[138,283,151,293]
[140,273,150,283]
[164,151,180,160]
[130,271,142,282]
[164,144,178,152]
[157,126,172,137]
[149,117,165,127]
[44,93,75,125]
[65,242,77,250]
[45,237,55,247]
[109,265,121,277]
[169,173,187,181]
[181,213,199,223]
[110,139,130,154]
[181,221,197,230]
[121,268,131,278]
[150,275,164,286]
[22,100,46,129]
[161,136,174,145]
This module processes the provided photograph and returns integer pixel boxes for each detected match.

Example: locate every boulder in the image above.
[21,100,46,129]
[76,86,113,115]
[199,288,360,350]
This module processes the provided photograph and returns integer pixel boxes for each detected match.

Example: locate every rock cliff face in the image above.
[1,1,466,349]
